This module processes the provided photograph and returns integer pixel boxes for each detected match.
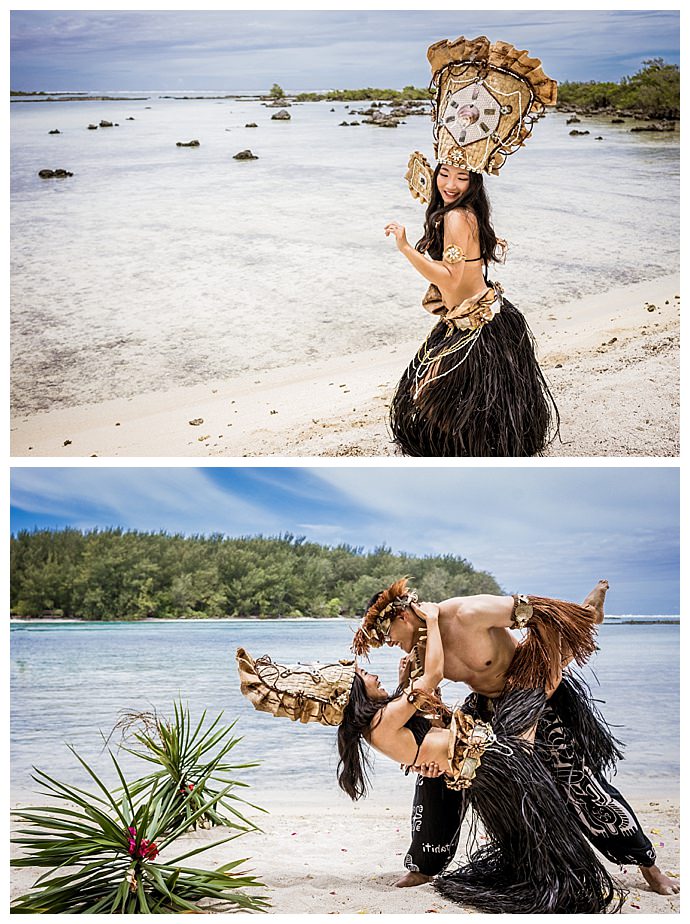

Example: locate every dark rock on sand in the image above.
[176,140,200,146]
[271,109,291,120]
[87,124,98,130]
[245,122,258,127]
[48,129,61,134]
[233,149,258,160]
[339,121,350,126]
[126,116,135,120]
[38,168,74,178]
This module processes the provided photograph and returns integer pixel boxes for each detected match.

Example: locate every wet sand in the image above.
[11,274,679,458]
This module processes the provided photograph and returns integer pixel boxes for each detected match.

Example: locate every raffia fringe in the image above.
[505,596,597,690]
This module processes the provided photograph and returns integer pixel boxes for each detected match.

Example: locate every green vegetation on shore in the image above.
[10,528,500,621]
[294,84,431,103]
[558,58,679,119]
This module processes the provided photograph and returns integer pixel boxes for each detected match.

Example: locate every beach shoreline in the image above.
[11,273,679,458]
[10,786,680,914]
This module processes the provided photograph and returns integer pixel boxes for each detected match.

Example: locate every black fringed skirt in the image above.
[390,293,559,457]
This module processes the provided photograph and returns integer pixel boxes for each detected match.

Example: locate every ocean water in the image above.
[10,619,679,803]
[10,95,679,414]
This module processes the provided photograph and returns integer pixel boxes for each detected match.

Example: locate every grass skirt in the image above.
[433,690,623,913]
[390,295,559,457]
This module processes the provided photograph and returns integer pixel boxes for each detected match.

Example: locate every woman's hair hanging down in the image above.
[415,166,504,263]
[337,675,428,801]
[336,674,386,800]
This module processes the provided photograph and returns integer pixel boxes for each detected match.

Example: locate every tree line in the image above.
[558,59,679,119]
[269,58,679,119]
[10,528,501,620]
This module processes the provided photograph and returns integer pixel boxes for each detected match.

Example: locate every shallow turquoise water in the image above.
[10,619,679,801]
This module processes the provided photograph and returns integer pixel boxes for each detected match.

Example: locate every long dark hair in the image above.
[416,166,503,263]
[337,675,429,800]
[337,674,389,801]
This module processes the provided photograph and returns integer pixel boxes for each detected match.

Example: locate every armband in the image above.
[443,244,466,264]
[511,594,534,629]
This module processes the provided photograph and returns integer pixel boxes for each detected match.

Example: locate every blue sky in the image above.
[10,466,679,615]
[10,9,680,92]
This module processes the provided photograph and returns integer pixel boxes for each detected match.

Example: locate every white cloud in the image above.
[10,468,280,536]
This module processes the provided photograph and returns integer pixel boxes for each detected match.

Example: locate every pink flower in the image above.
[127,825,159,861]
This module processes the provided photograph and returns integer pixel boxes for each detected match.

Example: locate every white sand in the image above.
[11,274,679,458]
[10,786,679,915]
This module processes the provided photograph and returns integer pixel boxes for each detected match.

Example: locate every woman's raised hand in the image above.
[384,221,409,252]
[411,601,439,622]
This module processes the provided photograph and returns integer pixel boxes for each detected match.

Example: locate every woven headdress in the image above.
[406,35,557,203]
[236,647,356,726]
[351,577,419,656]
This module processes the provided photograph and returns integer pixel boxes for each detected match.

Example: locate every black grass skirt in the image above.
[433,690,624,914]
[390,296,559,457]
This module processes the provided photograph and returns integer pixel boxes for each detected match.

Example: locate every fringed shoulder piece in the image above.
[505,595,598,691]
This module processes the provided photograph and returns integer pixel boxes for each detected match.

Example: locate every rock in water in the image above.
[99,120,114,127]
[233,149,259,160]
[48,129,61,134]
[176,139,201,147]
[87,124,98,130]
[38,168,74,178]
[271,109,291,120]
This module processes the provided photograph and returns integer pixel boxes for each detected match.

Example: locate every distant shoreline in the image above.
[10,615,680,625]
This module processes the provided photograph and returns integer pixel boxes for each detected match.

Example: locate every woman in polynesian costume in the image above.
[385,35,559,456]
[236,603,622,914]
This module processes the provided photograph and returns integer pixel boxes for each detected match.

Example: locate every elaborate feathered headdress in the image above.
[406,35,557,203]
[351,577,419,656]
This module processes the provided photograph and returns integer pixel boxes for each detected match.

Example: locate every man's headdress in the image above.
[351,577,419,656]
[236,647,355,726]
[406,35,557,203]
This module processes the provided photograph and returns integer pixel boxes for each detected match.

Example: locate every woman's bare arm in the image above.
[384,210,477,290]
[370,609,444,749]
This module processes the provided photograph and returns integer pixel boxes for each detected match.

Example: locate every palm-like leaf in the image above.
[11,747,269,914]
[115,701,265,831]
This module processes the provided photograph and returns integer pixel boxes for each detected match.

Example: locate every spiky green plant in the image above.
[11,747,270,914]
[113,701,265,832]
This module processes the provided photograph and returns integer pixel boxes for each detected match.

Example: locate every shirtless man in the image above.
[353,578,678,897]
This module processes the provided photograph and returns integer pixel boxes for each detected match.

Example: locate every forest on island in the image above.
[557,59,679,118]
[10,528,501,620]
[290,58,679,119]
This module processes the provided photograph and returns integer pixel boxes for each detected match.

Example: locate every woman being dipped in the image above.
[237,604,620,914]
[386,35,559,457]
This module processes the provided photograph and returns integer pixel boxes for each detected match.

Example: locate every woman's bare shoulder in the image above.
[444,206,478,237]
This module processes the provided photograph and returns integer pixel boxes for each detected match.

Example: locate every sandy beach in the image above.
[11,273,679,458]
[10,785,679,914]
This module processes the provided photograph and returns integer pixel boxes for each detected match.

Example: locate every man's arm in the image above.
[441,594,516,629]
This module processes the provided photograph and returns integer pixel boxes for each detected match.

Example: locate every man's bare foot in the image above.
[394,871,432,888]
[640,864,680,895]
[582,579,609,623]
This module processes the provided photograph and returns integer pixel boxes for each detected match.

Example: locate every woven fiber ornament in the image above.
[236,647,355,726]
